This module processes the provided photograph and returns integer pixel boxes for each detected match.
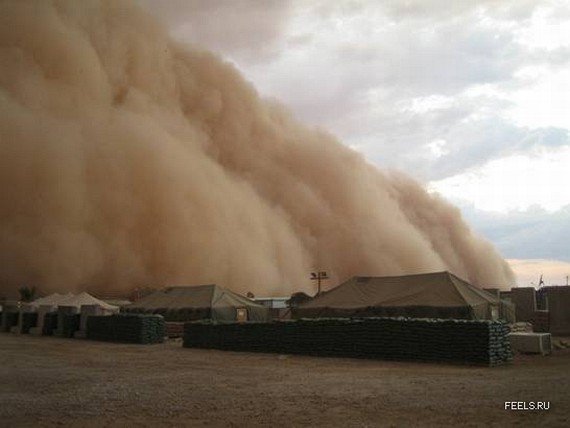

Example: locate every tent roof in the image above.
[299,271,500,310]
[31,293,69,306]
[64,292,119,311]
[31,292,118,311]
[128,284,267,311]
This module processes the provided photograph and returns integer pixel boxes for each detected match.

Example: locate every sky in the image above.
[140,0,570,287]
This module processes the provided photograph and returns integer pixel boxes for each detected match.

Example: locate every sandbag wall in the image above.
[183,318,512,366]
[165,322,185,338]
[21,313,38,334]
[42,313,59,336]
[86,314,165,344]
[1,311,18,332]
[57,314,81,338]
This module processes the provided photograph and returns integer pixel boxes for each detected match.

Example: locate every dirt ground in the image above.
[1,334,569,428]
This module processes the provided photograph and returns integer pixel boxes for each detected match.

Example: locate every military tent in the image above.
[294,271,515,322]
[124,284,270,322]
[30,293,72,306]
[31,292,119,312]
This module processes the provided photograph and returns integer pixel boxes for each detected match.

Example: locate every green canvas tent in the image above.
[124,284,270,322]
[294,271,515,322]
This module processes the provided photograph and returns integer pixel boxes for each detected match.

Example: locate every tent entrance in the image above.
[236,308,248,322]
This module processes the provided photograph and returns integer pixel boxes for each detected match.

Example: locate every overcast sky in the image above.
[140,0,570,286]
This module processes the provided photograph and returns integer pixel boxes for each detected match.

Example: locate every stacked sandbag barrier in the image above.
[57,314,81,338]
[86,314,165,344]
[510,322,533,333]
[54,306,80,338]
[2,312,19,332]
[1,303,19,332]
[165,322,185,338]
[183,318,512,366]
[21,312,38,334]
[42,312,59,336]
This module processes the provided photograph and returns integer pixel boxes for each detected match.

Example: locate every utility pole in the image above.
[310,271,329,295]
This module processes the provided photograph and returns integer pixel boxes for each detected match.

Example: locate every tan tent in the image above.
[294,271,515,322]
[124,284,270,322]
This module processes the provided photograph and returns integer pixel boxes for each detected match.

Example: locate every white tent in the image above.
[31,293,72,307]
[31,292,119,312]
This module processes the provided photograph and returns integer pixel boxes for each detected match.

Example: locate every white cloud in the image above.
[400,95,454,114]
[508,67,570,129]
[424,139,449,159]
[429,146,570,213]
[514,3,570,50]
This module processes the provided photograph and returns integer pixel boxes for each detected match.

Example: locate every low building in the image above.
[507,286,570,335]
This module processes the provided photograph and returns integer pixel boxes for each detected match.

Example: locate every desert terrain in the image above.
[1,334,569,427]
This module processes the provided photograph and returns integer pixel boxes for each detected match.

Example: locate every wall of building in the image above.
[546,287,570,335]
[508,286,570,335]
[510,288,537,321]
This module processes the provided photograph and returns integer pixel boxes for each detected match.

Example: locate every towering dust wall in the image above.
[0,0,514,296]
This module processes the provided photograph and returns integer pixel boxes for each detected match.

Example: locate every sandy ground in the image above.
[1,334,569,428]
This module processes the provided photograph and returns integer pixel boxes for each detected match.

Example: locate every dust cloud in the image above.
[0,0,514,297]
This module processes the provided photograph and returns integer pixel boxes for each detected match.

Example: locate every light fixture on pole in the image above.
[310,271,329,295]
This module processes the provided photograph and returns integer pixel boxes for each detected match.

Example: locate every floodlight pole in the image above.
[310,271,329,295]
